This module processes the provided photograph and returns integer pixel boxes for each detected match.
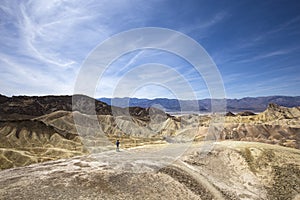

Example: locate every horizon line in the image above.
[1,93,299,101]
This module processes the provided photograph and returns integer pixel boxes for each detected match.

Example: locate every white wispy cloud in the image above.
[98,63,199,100]
[252,15,300,43]
[17,1,94,68]
[179,10,228,36]
[0,1,227,98]
[1,0,298,99]
[0,0,152,96]
[0,52,75,95]
[234,48,295,64]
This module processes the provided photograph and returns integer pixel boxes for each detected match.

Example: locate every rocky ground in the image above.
[0,141,299,200]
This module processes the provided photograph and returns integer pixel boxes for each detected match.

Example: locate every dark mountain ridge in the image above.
[0,94,167,121]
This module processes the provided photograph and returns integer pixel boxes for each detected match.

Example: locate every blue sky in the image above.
[0,0,299,99]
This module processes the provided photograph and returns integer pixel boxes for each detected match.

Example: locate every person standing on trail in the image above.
[116,140,120,152]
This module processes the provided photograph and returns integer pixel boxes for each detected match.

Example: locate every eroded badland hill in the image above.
[0,95,299,199]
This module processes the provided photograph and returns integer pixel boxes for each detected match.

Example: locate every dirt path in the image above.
[172,160,225,200]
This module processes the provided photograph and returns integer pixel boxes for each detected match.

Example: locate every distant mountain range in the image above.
[1,94,299,116]
[98,96,300,113]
